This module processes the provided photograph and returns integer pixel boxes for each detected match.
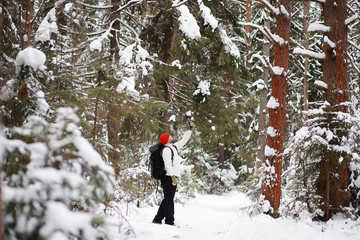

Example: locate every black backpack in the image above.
[148,143,175,179]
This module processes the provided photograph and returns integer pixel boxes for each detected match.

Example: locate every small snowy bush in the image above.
[2,108,115,240]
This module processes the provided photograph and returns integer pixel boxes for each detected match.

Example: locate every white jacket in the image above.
[162,130,192,178]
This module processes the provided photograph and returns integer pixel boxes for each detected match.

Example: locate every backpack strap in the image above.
[161,146,174,166]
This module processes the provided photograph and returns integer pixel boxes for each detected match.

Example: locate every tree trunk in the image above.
[0,0,4,61]
[107,105,121,177]
[110,0,120,61]
[218,138,225,169]
[318,0,350,221]
[256,12,270,170]
[261,1,291,218]
[20,0,33,49]
[161,10,175,132]
[303,0,310,116]
[245,0,252,69]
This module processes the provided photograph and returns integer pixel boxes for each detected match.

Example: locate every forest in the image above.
[0,0,360,239]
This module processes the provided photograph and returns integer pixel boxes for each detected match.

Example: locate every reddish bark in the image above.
[318,0,350,221]
[261,0,291,217]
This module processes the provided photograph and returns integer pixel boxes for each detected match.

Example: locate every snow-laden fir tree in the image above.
[2,107,115,239]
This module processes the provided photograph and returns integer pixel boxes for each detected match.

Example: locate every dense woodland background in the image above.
[0,0,360,239]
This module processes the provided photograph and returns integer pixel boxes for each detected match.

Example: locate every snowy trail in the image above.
[112,191,359,240]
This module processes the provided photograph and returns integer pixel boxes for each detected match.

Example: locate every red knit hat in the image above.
[159,133,170,145]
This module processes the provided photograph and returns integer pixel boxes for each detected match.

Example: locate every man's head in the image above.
[159,133,173,144]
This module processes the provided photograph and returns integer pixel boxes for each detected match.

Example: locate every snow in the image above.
[308,23,330,33]
[35,8,58,42]
[260,0,280,15]
[90,39,102,52]
[173,0,201,40]
[267,126,277,137]
[267,96,280,109]
[251,79,267,91]
[120,43,136,66]
[345,14,359,26]
[171,60,182,69]
[40,201,96,240]
[15,47,46,73]
[324,36,336,48]
[197,0,218,31]
[169,115,176,122]
[280,5,290,18]
[314,80,328,89]
[36,91,50,115]
[193,80,211,96]
[272,66,284,75]
[265,145,277,156]
[293,47,326,60]
[113,191,360,240]
[219,28,240,58]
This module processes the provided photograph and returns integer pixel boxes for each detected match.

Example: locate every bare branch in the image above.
[253,0,279,16]
[75,1,112,9]
[238,22,275,45]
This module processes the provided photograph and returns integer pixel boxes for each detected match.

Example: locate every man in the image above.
[152,120,194,226]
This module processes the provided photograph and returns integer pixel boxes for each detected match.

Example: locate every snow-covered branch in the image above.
[239,22,274,45]
[308,23,330,33]
[75,0,112,9]
[345,14,359,26]
[172,0,189,8]
[254,0,279,16]
[347,52,360,76]
[293,47,325,60]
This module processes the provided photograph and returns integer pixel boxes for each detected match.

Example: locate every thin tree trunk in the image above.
[107,105,121,177]
[0,31,3,238]
[0,170,2,240]
[318,0,350,221]
[20,0,33,48]
[110,0,120,61]
[256,12,270,170]
[218,138,225,169]
[245,0,252,69]
[261,0,291,218]
[0,0,4,61]
[161,10,175,132]
[303,0,310,117]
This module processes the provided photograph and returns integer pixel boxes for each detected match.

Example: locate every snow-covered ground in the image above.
[108,191,360,240]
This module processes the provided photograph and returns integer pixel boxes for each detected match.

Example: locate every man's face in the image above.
[168,135,173,143]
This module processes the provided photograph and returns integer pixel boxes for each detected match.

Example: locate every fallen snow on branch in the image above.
[267,96,280,109]
[345,14,359,26]
[272,66,284,75]
[293,47,325,60]
[197,0,218,31]
[308,23,330,33]
[35,8,58,42]
[173,0,201,40]
[15,47,46,73]
[324,36,336,48]
[265,145,277,156]
[314,80,328,89]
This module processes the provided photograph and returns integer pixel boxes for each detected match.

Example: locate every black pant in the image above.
[153,176,177,225]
